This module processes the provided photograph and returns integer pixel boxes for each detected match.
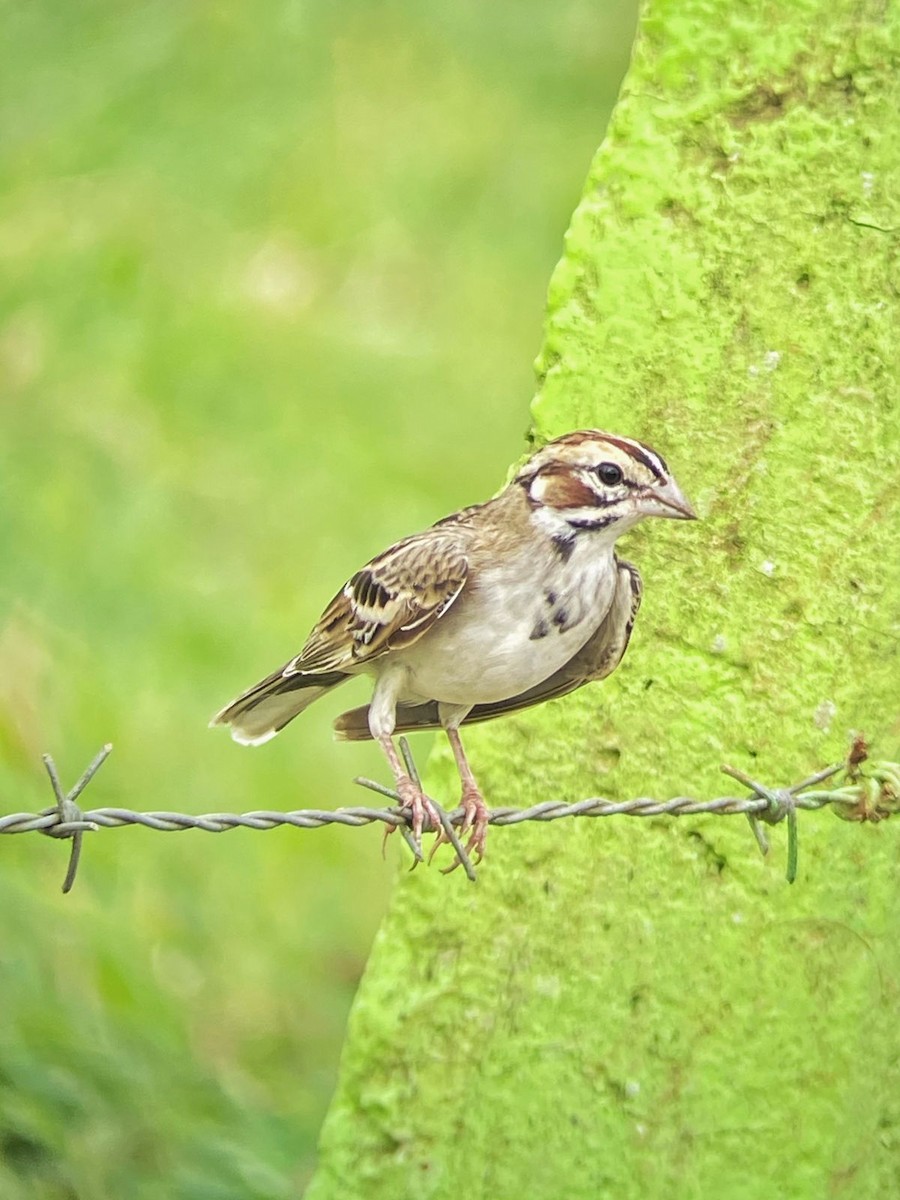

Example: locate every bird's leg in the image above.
[370,670,441,856]
[377,734,441,854]
[443,725,489,864]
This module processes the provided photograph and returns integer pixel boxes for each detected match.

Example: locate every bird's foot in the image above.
[383,774,443,859]
[457,783,489,864]
[430,783,489,873]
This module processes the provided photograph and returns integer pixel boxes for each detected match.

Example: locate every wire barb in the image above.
[720,761,845,883]
[39,744,112,893]
[2,743,896,892]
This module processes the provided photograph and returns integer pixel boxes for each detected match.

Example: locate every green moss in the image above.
[307,1,900,1197]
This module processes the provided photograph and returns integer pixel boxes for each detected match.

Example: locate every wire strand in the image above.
[2,742,897,891]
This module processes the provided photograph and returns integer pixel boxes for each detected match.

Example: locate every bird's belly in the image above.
[396,623,591,705]
[392,558,616,706]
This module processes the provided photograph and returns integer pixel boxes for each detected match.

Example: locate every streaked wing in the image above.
[289,529,469,675]
[333,557,642,738]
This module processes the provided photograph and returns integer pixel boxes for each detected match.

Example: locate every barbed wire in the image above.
[2,739,897,890]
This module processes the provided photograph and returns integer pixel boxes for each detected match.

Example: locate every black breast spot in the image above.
[551,607,570,630]
[529,618,549,640]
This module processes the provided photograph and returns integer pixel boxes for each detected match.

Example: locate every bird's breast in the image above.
[390,541,619,706]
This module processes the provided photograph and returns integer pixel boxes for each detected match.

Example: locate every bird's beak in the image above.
[637,478,698,521]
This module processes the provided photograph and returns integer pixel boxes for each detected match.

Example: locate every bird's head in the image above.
[516,430,697,539]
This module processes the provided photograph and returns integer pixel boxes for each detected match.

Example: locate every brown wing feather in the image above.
[211,527,469,744]
[288,529,469,675]
[333,558,642,739]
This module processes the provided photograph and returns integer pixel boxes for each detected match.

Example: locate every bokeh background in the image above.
[0,2,637,1195]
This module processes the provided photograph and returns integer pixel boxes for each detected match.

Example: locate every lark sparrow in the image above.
[211,430,696,863]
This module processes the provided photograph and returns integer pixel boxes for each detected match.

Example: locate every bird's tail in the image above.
[211,667,350,745]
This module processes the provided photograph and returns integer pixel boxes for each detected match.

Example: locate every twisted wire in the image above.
[2,743,896,891]
[0,786,857,837]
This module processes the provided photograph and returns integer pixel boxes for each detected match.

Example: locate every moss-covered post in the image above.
[306,0,899,1196]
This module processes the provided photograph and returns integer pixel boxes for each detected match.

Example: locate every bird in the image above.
[211,430,696,865]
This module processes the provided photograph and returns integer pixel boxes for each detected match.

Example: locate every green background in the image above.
[0,1,637,1196]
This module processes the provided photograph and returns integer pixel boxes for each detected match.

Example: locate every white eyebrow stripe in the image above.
[600,435,668,482]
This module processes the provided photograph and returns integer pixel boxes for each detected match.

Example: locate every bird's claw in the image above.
[380,771,487,876]
[460,784,489,863]
[432,784,488,873]
[382,775,442,860]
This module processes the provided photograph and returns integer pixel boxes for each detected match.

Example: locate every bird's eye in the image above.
[595,462,624,486]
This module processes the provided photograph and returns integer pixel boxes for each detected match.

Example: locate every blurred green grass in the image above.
[0,1,636,1194]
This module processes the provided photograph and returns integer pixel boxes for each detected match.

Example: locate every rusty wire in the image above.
[1,741,897,891]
